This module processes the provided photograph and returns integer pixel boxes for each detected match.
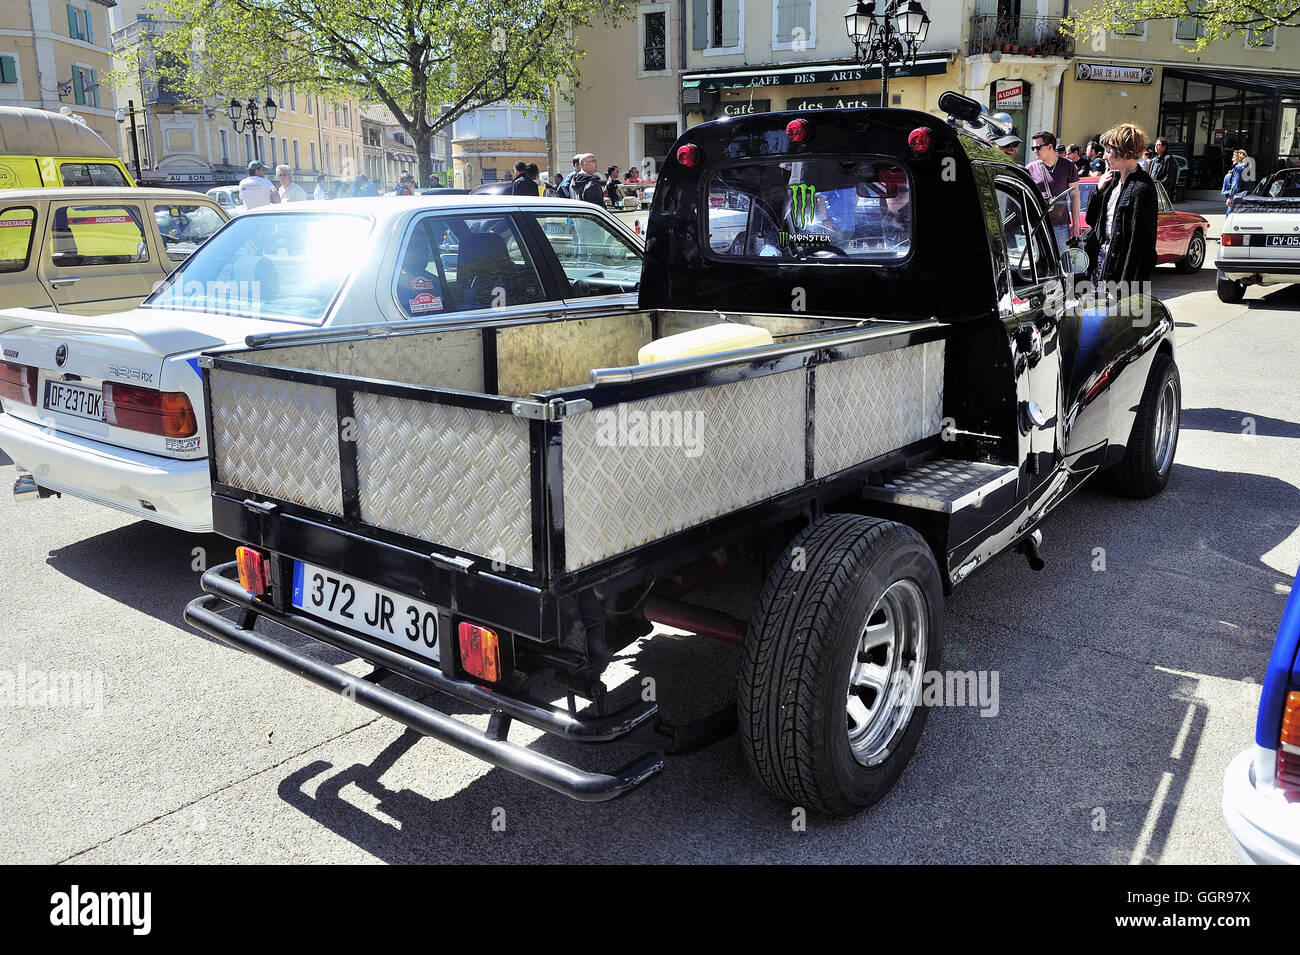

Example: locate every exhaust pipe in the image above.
[13,473,41,503]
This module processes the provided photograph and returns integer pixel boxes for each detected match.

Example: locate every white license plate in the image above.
[291,561,443,664]
[44,380,103,421]
[1265,235,1300,247]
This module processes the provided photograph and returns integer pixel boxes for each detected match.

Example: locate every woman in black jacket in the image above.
[1084,123,1158,289]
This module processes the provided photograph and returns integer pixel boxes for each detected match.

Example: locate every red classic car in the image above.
[1074,177,1209,273]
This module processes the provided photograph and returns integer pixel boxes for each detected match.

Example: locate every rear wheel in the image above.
[738,514,942,816]
[1175,231,1205,273]
[1101,352,1180,498]
[1217,274,1246,303]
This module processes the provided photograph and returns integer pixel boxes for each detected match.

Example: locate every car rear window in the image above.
[50,204,149,266]
[705,158,913,262]
[59,162,130,187]
[0,206,37,273]
[145,211,372,324]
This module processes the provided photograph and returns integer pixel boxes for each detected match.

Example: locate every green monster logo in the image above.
[789,183,817,230]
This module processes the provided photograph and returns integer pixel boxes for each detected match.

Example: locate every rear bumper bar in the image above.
[184,562,664,802]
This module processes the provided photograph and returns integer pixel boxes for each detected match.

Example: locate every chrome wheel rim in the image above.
[846,579,928,767]
[1188,235,1204,269]
[1153,377,1179,476]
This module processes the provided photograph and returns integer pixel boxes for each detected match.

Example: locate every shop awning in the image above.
[1163,67,1300,97]
[682,55,951,92]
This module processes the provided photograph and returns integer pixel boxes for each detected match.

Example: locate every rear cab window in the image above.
[704,158,913,262]
[0,206,38,272]
[153,203,226,261]
[50,204,148,266]
[58,162,130,187]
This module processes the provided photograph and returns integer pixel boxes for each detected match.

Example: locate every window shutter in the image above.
[86,10,93,44]
[721,0,739,47]
[72,67,84,105]
[67,5,78,38]
[89,68,98,107]
[0,56,15,85]
[691,0,707,49]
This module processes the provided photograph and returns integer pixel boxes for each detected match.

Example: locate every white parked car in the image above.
[1215,167,1300,303]
[205,185,246,216]
[0,196,644,532]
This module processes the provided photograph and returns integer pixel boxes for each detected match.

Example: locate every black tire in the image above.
[1100,352,1180,498]
[738,514,942,816]
[1175,231,1205,274]
[1217,274,1246,303]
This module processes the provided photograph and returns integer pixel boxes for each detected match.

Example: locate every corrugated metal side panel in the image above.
[352,392,533,570]
[209,368,344,515]
[562,371,806,570]
[814,340,945,479]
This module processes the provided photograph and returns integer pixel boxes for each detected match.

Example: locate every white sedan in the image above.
[1215,167,1300,303]
[0,195,644,532]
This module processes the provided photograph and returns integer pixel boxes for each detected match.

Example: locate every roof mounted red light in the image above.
[785,118,811,143]
[676,143,700,167]
[908,127,933,155]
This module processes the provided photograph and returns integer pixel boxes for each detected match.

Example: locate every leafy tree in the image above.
[1063,0,1297,51]
[114,0,636,185]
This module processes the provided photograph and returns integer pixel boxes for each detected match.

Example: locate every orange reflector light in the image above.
[1278,691,1300,795]
[235,546,269,596]
[458,622,501,682]
[1220,233,1243,247]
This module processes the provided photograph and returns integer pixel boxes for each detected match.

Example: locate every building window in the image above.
[269,137,277,165]
[289,86,296,111]
[282,137,288,165]
[293,140,300,169]
[343,105,350,129]
[774,0,815,50]
[0,55,18,86]
[1112,21,1146,38]
[72,66,99,108]
[66,5,93,43]
[219,129,229,164]
[1246,22,1276,48]
[245,134,252,164]
[258,134,266,161]
[306,95,312,116]
[643,11,667,71]
[310,142,317,171]
[708,0,742,51]
[1174,17,1204,41]
[333,105,340,126]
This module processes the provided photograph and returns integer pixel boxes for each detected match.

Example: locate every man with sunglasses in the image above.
[1026,131,1081,254]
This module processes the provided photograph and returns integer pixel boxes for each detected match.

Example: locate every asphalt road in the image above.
[1,237,1297,864]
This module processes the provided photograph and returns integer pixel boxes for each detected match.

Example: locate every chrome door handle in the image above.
[48,277,81,288]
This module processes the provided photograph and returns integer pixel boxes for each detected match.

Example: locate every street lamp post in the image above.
[113,99,143,181]
[844,0,931,108]
[226,96,278,161]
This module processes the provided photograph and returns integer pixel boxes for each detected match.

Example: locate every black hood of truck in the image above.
[639,108,997,323]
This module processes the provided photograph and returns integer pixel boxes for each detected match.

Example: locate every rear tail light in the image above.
[458,622,501,682]
[785,118,811,143]
[235,546,269,596]
[908,127,933,155]
[1221,233,1244,247]
[676,144,699,167]
[1277,690,1300,796]
[0,361,38,406]
[103,382,197,437]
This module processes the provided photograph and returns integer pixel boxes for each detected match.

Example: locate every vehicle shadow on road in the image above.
[1182,407,1300,439]
[1250,284,1300,309]
[0,447,11,468]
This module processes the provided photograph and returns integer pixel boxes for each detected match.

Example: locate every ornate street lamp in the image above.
[226,96,278,160]
[844,0,931,108]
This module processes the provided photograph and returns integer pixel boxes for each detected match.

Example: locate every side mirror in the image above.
[1062,247,1090,276]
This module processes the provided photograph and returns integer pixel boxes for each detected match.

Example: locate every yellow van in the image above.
[0,106,135,190]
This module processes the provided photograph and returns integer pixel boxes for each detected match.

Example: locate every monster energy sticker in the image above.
[789,183,817,230]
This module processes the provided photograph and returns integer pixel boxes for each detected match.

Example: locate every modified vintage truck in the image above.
[184,93,1180,816]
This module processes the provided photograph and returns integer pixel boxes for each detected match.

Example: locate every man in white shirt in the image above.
[313,174,328,201]
[238,160,279,209]
[276,164,308,202]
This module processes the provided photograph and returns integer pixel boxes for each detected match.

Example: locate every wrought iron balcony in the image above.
[967,14,1074,57]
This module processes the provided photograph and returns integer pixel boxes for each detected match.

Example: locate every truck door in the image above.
[994,179,1064,495]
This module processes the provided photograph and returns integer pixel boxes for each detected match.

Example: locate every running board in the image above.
[861,459,1018,513]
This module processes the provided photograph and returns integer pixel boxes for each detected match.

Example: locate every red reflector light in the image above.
[458,622,501,683]
[676,143,699,167]
[1220,232,1242,246]
[1279,691,1300,796]
[785,118,810,143]
[0,361,38,406]
[104,382,197,437]
[908,127,933,155]
[235,546,269,596]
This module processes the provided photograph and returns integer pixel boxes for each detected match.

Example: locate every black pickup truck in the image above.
[185,92,1179,816]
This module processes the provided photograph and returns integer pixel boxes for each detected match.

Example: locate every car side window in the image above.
[1155,182,1172,214]
[0,206,37,273]
[996,187,1035,289]
[49,204,148,267]
[396,214,545,316]
[153,204,225,261]
[529,213,641,298]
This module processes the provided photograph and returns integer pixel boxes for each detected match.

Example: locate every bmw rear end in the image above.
[1222,570,1300,864]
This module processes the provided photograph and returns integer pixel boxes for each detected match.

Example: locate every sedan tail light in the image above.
[1277,691,1300,797]
[103,383,197,437]
[1220,233,1244,247]
[0,361,38,406]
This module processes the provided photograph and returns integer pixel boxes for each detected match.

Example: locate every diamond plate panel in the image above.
[814,341,945,479]
[861,459,1017,513]
[353,393,533,570]
[563,372,806,570]
[210,369,343,515]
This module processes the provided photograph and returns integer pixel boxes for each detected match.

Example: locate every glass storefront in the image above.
[1159,70,1300,189]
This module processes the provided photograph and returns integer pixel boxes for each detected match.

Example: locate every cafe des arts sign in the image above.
[1075,63,1155,84]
